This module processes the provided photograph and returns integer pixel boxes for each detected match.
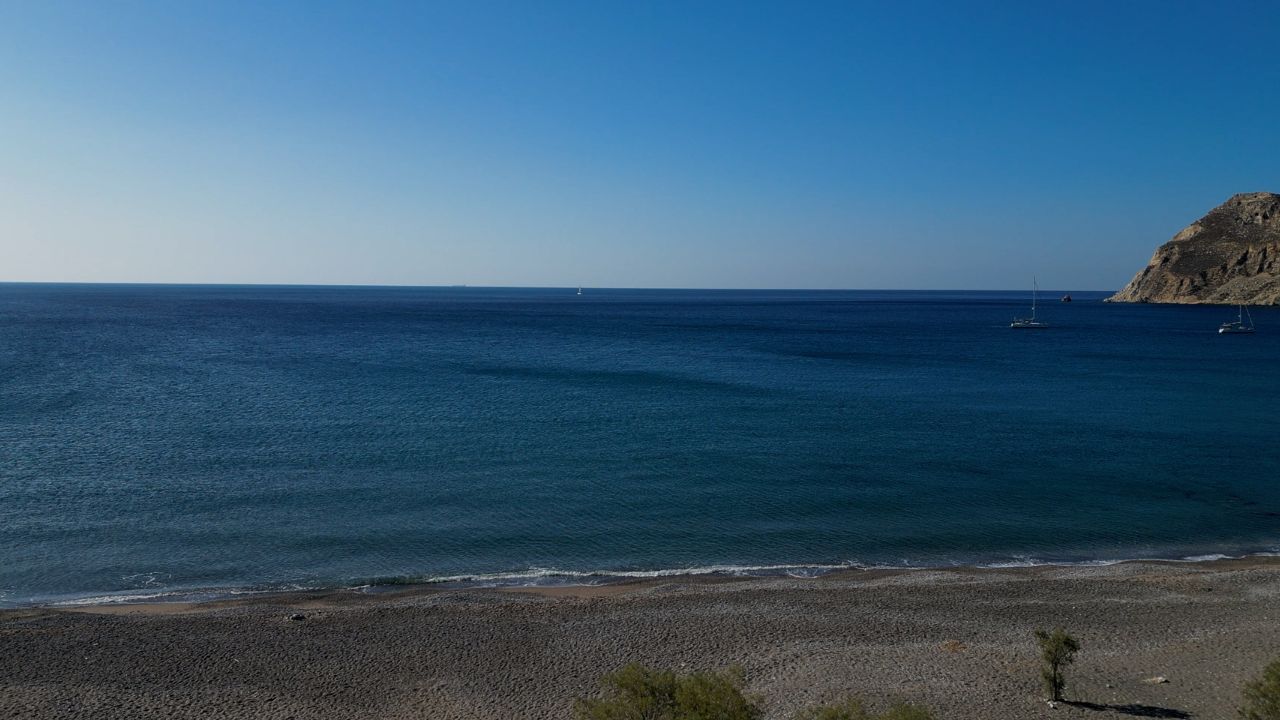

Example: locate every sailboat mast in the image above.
[1031,276,1037,320]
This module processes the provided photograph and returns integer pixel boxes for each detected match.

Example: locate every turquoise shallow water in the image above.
[1,284,1278,606]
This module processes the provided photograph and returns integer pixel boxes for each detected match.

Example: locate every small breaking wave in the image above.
[980,550,1277,570]
[355,561,865,589]
[43,584,319,608]
[1177,553,1234,563]
[983,555,1125,569]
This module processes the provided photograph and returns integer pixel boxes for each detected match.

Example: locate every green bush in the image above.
[575,663,762,720]
[1033,628,1080,701]
[794,697,935,720]
[1241,657,1280,720]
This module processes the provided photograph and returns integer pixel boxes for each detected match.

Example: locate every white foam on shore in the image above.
[1178,553,1233,563]
[981,550,1277,570]
[45,584,318,608]
[383,561,868,588]
[368,549,1280,588]
[984,555,1126,569]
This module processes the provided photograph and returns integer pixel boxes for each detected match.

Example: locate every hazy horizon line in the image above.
[0,280,1118,293]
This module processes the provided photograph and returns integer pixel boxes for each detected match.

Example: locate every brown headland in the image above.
[1109,192,1280,304]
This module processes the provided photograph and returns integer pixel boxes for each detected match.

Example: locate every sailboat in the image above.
[1010,277,1049,329]
[1218,304,1255,334]
[577,285,583,296]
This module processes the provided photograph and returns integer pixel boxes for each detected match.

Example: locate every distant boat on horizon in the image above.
[1011,277,1049,329]
[577,285,582,296]
[1060,294,1072,303]
[1219,304,1255,334]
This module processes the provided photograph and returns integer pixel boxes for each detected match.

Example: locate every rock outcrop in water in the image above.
[1108,192,1280,304]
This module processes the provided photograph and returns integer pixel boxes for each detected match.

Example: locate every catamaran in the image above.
[1218,304,1255,334]
[1011,277,1049,329]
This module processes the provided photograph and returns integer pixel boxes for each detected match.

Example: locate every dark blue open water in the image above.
[2,284,1278,606]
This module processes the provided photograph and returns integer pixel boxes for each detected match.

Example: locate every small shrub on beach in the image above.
[794,697,935,720]
[1033,628,1080,701]
[1241,657,1280,720]
[575,663,762,720]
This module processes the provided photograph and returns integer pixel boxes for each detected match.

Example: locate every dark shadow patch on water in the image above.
[788,349,898,362]
[913,458,997,478]
[765,347,980,368]
[649,321,848,335]
[460,363,770,395]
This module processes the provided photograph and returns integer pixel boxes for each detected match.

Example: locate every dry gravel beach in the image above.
[3,558,1279,720]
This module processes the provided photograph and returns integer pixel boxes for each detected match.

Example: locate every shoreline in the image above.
[32,555,1271,615]
[5,556,1280,718]
[34,553,1280,617]
[9,547,1278,611]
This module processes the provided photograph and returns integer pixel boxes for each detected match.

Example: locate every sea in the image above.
[2,284,1278,607]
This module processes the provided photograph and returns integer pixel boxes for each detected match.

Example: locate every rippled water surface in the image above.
[2,284,1278,605]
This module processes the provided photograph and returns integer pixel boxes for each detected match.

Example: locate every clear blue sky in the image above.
[1,1,1277,289]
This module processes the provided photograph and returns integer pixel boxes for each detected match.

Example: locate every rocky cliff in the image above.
[1108,192,1280,304]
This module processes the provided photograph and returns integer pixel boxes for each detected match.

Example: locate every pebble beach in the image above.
[4,557,1278,719]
